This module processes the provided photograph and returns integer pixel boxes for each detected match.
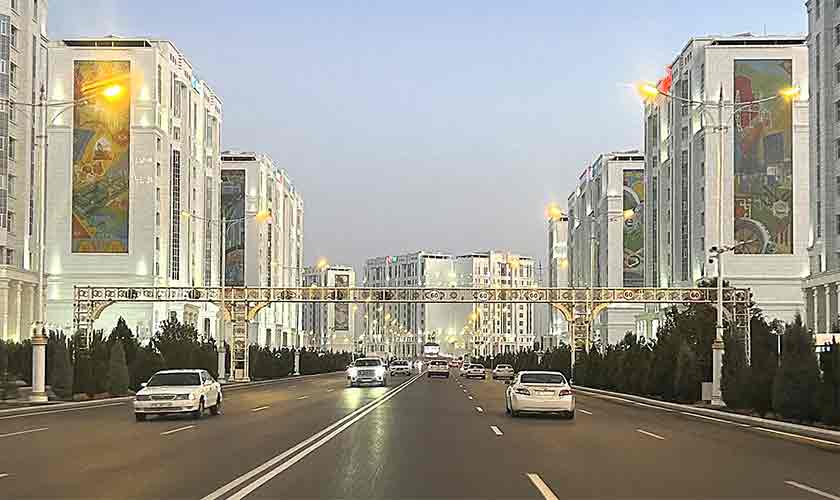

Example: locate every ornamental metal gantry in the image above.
[73,285,752,380]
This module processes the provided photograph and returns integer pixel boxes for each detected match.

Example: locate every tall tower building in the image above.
[0,0,48,342]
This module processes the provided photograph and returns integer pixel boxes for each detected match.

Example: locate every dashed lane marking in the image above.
[0,427,48,439]
[526,473,559,500]
[326,389,335,392]
[160,425,195,436]
[297,396,309,400]
[490,425,503,436]
[784,480,840,500]
[578,409,593,415]
[251,406,270,412]
[0,474,9,479]
[636,429,665,440]
[476,407,483,413]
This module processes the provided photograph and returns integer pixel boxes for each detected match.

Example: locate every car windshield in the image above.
[520,373,567,385]
[354,359,382,367]
[431,361,446,366]
[147,372,200,387]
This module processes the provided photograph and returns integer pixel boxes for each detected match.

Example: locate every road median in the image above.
[574,385,840,449]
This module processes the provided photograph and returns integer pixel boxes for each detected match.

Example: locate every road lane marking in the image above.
[201,375,420,500]
[0,427,48,439]
[636,429,665,440]
[0,474,9,479]
[251,406,270,413]
[756,428,840,448]
[201,375,422,500]
[289,386,297,388]
[526,473,559,500]
[476,406,483,413]
[679,411,751,427]
[326,389,334,392]
[578,409,593,415]
[160,425,195,436]
[785,480,840,500]
[297,396,309,400]
[468,396,473,400]
[0,402,125,420]
[490,425,503,436]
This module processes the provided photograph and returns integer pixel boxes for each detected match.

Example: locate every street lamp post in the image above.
[29,81,126,402]
[636,80,800,406]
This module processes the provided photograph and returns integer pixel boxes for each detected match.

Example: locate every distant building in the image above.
[546,206,569,343]
[644,34,809,332]
[45,37,223,341]
[301,265,355,352]
[220,150,304,348]
[566,151,646,345]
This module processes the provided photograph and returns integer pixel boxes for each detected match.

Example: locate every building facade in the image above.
[804,2,840,342]
[220,151,304,349]
[45,37,223,341]
[566,151,646,345]
[547,207,569,342]
[644,34,809,332]
[301,265,355,352]
[0,0,47,342]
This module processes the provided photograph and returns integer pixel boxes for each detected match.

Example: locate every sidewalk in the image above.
[0,371,343,415]
[575,385,840,450]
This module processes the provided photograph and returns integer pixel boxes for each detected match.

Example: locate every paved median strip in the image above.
[785,480,840,500]
[0,427,48,439]
[636,429,665,440]
[680,411,751,427]
[757,428,840,448]
[0,402,126,421]
[526,473,559,500]
[201,375,422,500]
[251,406,270,413]
[160,425,195,436]
[490,425,503,436]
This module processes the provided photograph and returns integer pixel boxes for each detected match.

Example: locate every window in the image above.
[9,63,18,87]
[10,0,17,12]
[155,187,161,202]
[0,20,6,35]
[8,102,14,124]
[836,63,840,84]
[816,34,822,78]
[817,0,822,18]
[836,138,840,160]
[155,236,160,251]
[7,176,14,198]
[835,25,840,46]
[7,212,14,233]
[173,126,180,141]
[818,201,823,238]
[836,176,840,196]
[836,100,840,123]
[0,61,5,74]
[8,137,16,160]
[170,149,181,280]
[836,214,840,235]
[33,0,37,20]
[0,137,5,152]
[5,249,13,266]
[9,25,17,49]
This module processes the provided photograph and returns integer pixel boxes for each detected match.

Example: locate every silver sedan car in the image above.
[505,371,575,419]
[491,364,515,380]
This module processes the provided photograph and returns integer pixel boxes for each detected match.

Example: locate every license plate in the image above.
[535,390,553,396]
[151,403,169,407]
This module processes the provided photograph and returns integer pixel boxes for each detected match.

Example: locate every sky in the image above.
[50,0,806,276]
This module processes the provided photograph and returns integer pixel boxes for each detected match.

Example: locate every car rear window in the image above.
[431,361,447,366]
[498,365,511,369]
[355,359,382,367]
[392,360,408,366]
[471,364,484,368]
[520,373,567,385]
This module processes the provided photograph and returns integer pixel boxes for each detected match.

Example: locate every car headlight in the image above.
[348,367,358,377]
[174,393,195,400]
[135,395,150,401]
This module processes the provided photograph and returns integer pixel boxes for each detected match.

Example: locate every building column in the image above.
[813,288,820,333]
[26,284,36,340]
[13,282,22,342]
[828,285,837,334]
[0,280,8,340]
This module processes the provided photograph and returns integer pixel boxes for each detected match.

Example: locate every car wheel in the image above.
[566,410,575,420]
[192,398,205,419]
[381,380,387,387]
[210,395,222,416]
[135,413,146,422]
[427,373,431,378]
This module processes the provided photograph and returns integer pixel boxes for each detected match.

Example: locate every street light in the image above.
[635,76,800,406]
[29,79,128,402]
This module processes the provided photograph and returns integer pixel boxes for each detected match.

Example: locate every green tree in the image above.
[50,339,74,400]
[818,340,840,425]
[152,318,201,369]
[747,315,778,415]
[107,340,130,396]
[108,318,140,368]
[773,315,820,421]
[673,339,700,403]
[130,343,164,390]
[722,331,749,409]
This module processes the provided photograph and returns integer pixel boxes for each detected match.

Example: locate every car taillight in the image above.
[514,387,531,396]
[558,388,573,397]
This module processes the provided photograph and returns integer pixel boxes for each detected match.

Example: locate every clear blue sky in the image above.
[50,1,806,275]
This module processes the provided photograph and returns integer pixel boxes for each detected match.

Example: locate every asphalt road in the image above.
[0,369,838,499]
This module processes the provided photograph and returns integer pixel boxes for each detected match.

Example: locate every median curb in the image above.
[0,371,344,415]
[574,385,840,447]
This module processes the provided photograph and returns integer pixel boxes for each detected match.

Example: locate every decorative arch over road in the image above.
[73,286,752,381]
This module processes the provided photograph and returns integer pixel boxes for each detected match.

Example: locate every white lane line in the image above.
[326,389,335,392]
[679,411,751,427]
[634,401,675,412]
[785,480,840,500]
[0,427,48,439]
[468,396,473,400]
[578,409,593,415]
[756,427,840,448]
[475,406,483,413]
[289,385,297,388]
[251,406,270,413]
[490,425,503,436]
[526,473,559,500]
[636,429,665,440]
[297,396,309,400]
[0,402,125,421]
[0,473,9,479]
[160,425,195,436]
[211,375,422,500]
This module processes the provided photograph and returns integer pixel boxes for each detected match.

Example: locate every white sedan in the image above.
[134,369,222,421]
[464,364,486,379]
[505,371,575,419]
[492,364,515,380]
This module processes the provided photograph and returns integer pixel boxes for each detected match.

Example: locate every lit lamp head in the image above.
[255,209,272,223]
[101,84,125,100]
[778,86,801,100]
[635,81,661,102]
[623,208,635,220]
